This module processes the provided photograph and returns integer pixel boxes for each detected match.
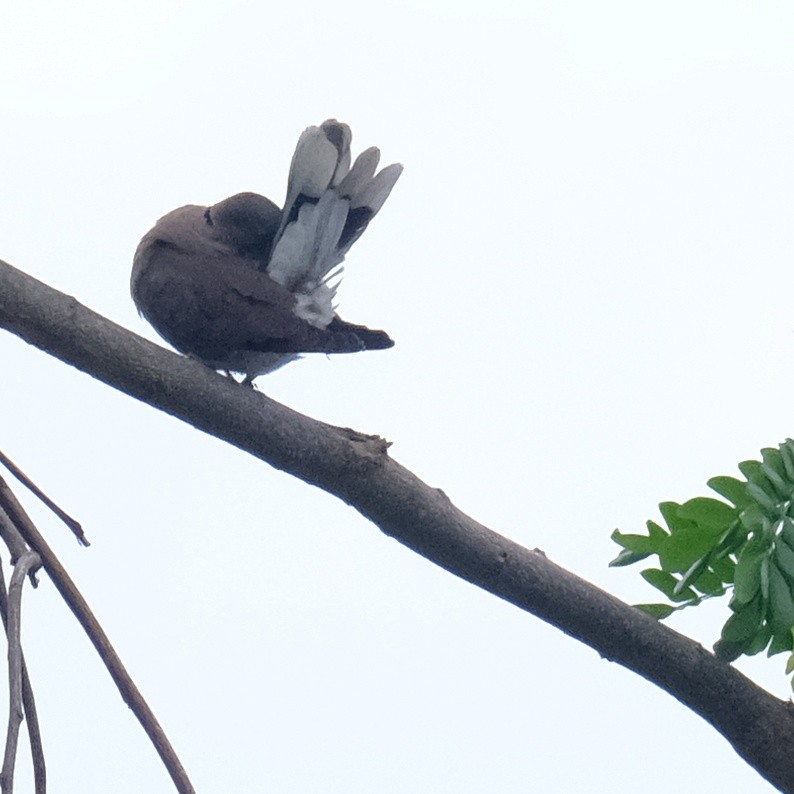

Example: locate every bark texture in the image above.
[1,258,793,791]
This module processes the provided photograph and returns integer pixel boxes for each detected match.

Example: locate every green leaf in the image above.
[739,503,766,533]
[775,537,794,580]
[692,569,725,596]
[615,442,794,670]
[659,524,725,574]
[675,558,726,596]
[658,533,704,573]
[609,529,656,567]
[781,517,794,548]
[720,595,763,643]
[609,548,648,567]
[677,497,736,530]
[675,556,710,595]
[610,529,655,554]
[744,622,772,656]
[657,502,679,531]
[713,526,746,563]
[761,446,785,470]
[746,482,779,515]
[641,569,696,602]
[761,466,789,499]
[738,459,763,483]
[609,549,646,567]
[780,440,794,481]
[761,448,790,497]
[732,540,770,604]
[647,520,669,542]
[711,555,736,583]
[708,476,751,509]
[767,560,794,635]
[658,501,696,533]
[714,638,747,662]
[768,631,794,656]
[635,603,676,619]
[760,555,770,600]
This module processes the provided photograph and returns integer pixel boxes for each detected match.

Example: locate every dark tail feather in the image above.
[325,317,394,351]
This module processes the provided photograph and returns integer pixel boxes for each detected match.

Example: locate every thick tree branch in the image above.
[0,258,792,791]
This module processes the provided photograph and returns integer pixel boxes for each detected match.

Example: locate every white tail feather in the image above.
[266,120,402,325]
[338,147,380,198]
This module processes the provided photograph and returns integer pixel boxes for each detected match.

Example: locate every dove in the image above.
[131,119,401,383]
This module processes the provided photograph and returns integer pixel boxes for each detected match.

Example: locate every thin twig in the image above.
[0,550,41,794]
[0,560,46,793]
[0,477,195,794]
[0,509,32,569]
[0,451,88,547]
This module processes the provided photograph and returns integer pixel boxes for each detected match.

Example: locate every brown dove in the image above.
[131,120,401,383]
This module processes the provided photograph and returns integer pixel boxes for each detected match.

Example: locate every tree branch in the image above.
[0,451,88,547]
[1,258,793,791]
[1,550,40,794]
[0,557,45,793]
[0,474,195,794]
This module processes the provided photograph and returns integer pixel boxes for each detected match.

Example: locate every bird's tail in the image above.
[262,317,393,355]
[325,316,394,351]
[265,120,402,309]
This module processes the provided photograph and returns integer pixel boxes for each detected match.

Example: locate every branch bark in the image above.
[0,553,45,793]
[0,474,195,794]
[1,550,40,794]
[0,258,793,791]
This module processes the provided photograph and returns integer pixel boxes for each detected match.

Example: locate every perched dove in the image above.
[131,119,402,383]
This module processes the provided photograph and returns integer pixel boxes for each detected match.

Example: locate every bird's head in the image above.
[205,192,282,261]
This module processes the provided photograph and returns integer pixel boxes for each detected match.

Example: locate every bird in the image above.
[131,119,402,383]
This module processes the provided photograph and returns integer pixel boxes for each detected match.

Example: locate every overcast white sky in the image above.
[1,1,793,791]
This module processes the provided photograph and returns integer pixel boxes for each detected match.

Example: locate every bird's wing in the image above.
[134,235,304,357]
[133,235,391,361]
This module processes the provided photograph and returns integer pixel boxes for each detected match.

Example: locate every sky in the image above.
[1,1,793,791]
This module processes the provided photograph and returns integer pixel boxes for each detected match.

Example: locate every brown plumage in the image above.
[131,120,401,381]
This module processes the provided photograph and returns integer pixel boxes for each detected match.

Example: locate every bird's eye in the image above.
[204,207,214,227]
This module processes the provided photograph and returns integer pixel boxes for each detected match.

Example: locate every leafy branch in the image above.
[612,439,794,680]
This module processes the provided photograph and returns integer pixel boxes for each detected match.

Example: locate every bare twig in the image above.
[18,665,44,794]
[0,550,41,794]
[0,476,195,794]
[0,451,88,547]
[0,509,32,569]
[0,560,47,794]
